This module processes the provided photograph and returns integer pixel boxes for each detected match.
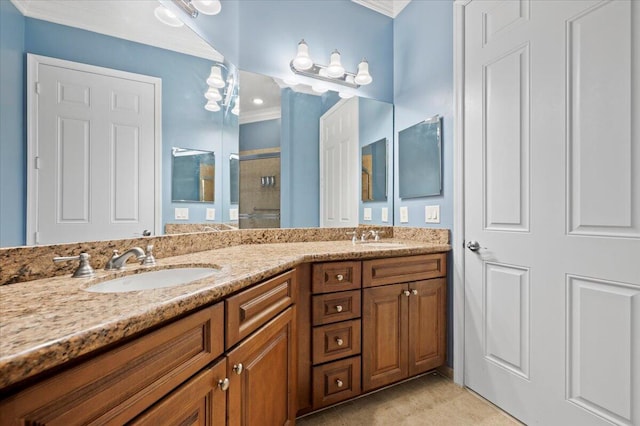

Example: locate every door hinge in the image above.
[35,82,41,94]
[34,156,41,169]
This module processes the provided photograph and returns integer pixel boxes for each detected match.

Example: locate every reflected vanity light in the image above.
[154,6,184,27]
[290,39,372,89]
[171,0,222,19]
[339,92,355,99]
[231,98,239,116]
[311,84,329,94]
[204,87,222,101]
[204,100,221,112]
[206,65,225,88]
[252,98,264,105]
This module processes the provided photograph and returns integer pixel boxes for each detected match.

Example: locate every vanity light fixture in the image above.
[204,99,221,112]
[154,6,184,27]
[206,65,225,88]
[290,40,372,89]
[231,98,239,116]
[204,87,222,101]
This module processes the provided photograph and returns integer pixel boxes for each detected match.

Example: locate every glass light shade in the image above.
[311,84,328,94]
[354,59,372,85]
[292,40,313,71]
[192,0,221,15]
[206,65,225,88]
[204,100,220,112]
[231,100,239,116]
[338,92,354,99]
[204,87,222,101]
[154,6,184,27]
[326,50,345,78]
[283,76,298,86]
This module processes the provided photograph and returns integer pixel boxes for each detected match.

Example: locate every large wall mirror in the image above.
[237,70,394,229]
[0,0,239,247]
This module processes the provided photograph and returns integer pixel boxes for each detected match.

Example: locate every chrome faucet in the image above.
[105,247,146,270]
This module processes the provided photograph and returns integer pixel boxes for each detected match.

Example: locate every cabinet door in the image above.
[408,278,447,376]
[130,358,227,426]
[227,307,296,426]
[362,283,409,391]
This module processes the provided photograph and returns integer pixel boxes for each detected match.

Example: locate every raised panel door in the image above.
[408,279,446,376]
[362,283,408,391]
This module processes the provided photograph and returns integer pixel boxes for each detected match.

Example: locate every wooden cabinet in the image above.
[227,307,297,426]
[0,304,224,426]
[362,278,447,392]
[130,358,227,426]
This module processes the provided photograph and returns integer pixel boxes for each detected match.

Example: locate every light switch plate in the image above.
[174,207,189,220]
[206,208,216,221]
[381,207,389,223]
[363,208,372,221]
[400,206,409,223]
[425,205,440,223]
[229,208,239,221]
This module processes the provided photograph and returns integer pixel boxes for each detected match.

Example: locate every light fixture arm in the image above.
[289,61,360,89]
[172,0,199,18]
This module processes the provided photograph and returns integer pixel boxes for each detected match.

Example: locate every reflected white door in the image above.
[27,55,160,244]
[463,0,640,424]
[320,97,359,227]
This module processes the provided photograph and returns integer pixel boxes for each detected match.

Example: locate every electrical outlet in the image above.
[206,208,216,221]
[174,208,189,220]
[229,208,238,221]
[381,207,389,223]
[400,206,409,223]
[425,205,440,223]
[363,208,372,221]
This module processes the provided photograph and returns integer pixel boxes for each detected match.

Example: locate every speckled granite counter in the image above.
[0,238,449,391]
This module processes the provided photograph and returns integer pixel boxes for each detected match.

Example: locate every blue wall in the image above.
[393,1,453,230]
[239,119,281,151]
[359,98,393,225]
[0,1,26,247]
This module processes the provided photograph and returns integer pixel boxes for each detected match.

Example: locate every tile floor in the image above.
[296,372,522,425]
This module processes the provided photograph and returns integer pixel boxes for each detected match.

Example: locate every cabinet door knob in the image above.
[335,305,343,313]
[335,337,344,346]
[336,379,344,388]
[233,363,244,375]
[403,290,411,297]
[218,378,230,391]
[412,289,418,296]
[336,274,344,281]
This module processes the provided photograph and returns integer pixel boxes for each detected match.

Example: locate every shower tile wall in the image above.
[239,155,280,228]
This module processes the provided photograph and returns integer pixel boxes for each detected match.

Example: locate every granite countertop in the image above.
[0,239,449,391]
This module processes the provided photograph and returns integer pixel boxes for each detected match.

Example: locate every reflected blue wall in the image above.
[0,0,25,247]
[239,119,281,151]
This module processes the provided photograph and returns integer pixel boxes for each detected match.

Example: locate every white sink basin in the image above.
[86,267,219,293]
[363,242,406,248]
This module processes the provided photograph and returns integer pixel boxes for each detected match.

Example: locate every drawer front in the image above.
[0,304,224,426]
[312,290,361,326]
[312,261,361,294]
[312,356,361,409]
[312,319,361,365]
[226,270,296,349]
[363,253,447,287]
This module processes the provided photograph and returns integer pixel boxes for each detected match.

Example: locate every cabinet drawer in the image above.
[312,290,361,325]
[312,261,361,293]
[312,319,361,365]
[363,253,446,287]
[312,356,361,409]
[226,270,296,349]
[0,304,224,426]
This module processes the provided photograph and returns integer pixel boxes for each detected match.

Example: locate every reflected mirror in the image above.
[172,148,215,203]
[398,116,442,198]
[361,138,388,202]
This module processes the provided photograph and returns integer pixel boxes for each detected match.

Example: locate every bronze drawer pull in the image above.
[335,337,344,346]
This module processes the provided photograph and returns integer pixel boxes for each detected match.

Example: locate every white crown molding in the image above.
[351,0,411,18]
[239,107,282,125]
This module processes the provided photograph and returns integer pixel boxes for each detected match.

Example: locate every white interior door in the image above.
[463,1,639,424]
[27,54,160,245]
[320,97,359,227]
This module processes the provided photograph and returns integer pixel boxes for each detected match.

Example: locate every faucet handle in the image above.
[141,244,156,266]
[53,252,95,278]
[346,230,359,244]
[370,230,385,241]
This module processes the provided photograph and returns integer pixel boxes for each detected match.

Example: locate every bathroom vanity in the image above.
[0,234,449,425]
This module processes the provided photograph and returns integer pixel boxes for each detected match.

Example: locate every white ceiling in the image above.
[11,0,224,62]
[351,0,411,18]
[239,71,282,125]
